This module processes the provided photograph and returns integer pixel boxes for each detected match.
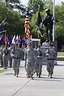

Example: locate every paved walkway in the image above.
[0,60,64,96]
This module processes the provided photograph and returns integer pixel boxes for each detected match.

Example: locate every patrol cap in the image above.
[49,43,53,46]
[45,8,50,12]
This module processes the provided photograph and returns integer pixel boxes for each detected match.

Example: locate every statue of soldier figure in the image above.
[42,9,54,42]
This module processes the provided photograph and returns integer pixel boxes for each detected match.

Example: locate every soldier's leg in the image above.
[50,63,54,78]
[1,56,3,67]
[4,57,7,69]
[5,58,8,68]
[47,63,51,77]
[30,63,34,79]
[16,60,20,77]
[36,63,39,76]
[38,60,42,78]
[34,61,39,76]
[9,57,12,67]
[25,60,27,69]
[13,60,16,76]
[26,63,31,78]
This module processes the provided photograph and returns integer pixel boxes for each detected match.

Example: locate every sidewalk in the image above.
[0,60,64,96]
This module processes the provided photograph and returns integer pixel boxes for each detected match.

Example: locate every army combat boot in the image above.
[50,74,52,78]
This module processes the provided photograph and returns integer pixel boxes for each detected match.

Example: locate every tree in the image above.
[28,0,44,13]
[9,0,20,3]
[5,0,26,17]
[0,2,25,35]
[5,0,20,3]
[55,2,64,50]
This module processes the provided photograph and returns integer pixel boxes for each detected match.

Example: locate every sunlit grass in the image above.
[0,70,5,73]
[57,52,64,56]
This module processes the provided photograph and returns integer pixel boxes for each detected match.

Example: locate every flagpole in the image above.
[53,0,55,41]
[0,30,6,34]
[38,5,40,46]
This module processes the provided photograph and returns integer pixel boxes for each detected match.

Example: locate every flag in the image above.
[36,9,44,37]
[15,35,18,44]
[2,34,7,44]
[36,10,42,27]
[11,35,15,44]
[24,9,30,39]
[0,34,4,45]
[7,36,12,47]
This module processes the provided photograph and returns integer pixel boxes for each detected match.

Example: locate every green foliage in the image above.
[55,2,64,49]
[28,0,44,13]
[9,0,20,3]
[30,12,38,38]
[0,1,64,50]
[0,2,25,35]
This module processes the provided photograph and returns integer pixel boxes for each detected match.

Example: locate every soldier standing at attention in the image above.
[45,43,56,78]
[11,43,21,77]
[25,43,36,79]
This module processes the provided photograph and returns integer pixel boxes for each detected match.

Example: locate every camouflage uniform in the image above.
[3,45,9,69]
[45,43,56,78]
[8,46,13,68]
[35,46,42,78]
[11,44,21,77]
[0,45,3,67]
[23,47,27,69]
[25,44,36,79]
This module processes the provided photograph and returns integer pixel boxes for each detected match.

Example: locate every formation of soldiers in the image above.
[0,41,56,79]
[24,42,56,79]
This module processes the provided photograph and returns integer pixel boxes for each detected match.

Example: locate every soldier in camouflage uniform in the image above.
[11,43,21,77]
[34,46,42,78]
[8,43,15,68]
[25,43,36,79]
[45,43,56,78]
[3,44,9,69]
[0,44,4,67]
[23,46,28,69]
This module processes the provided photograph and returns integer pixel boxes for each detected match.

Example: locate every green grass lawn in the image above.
[0,70,5,73]
[57,52,64,56]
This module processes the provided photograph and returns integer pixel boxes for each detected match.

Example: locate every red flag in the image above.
[2,34,7,44]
